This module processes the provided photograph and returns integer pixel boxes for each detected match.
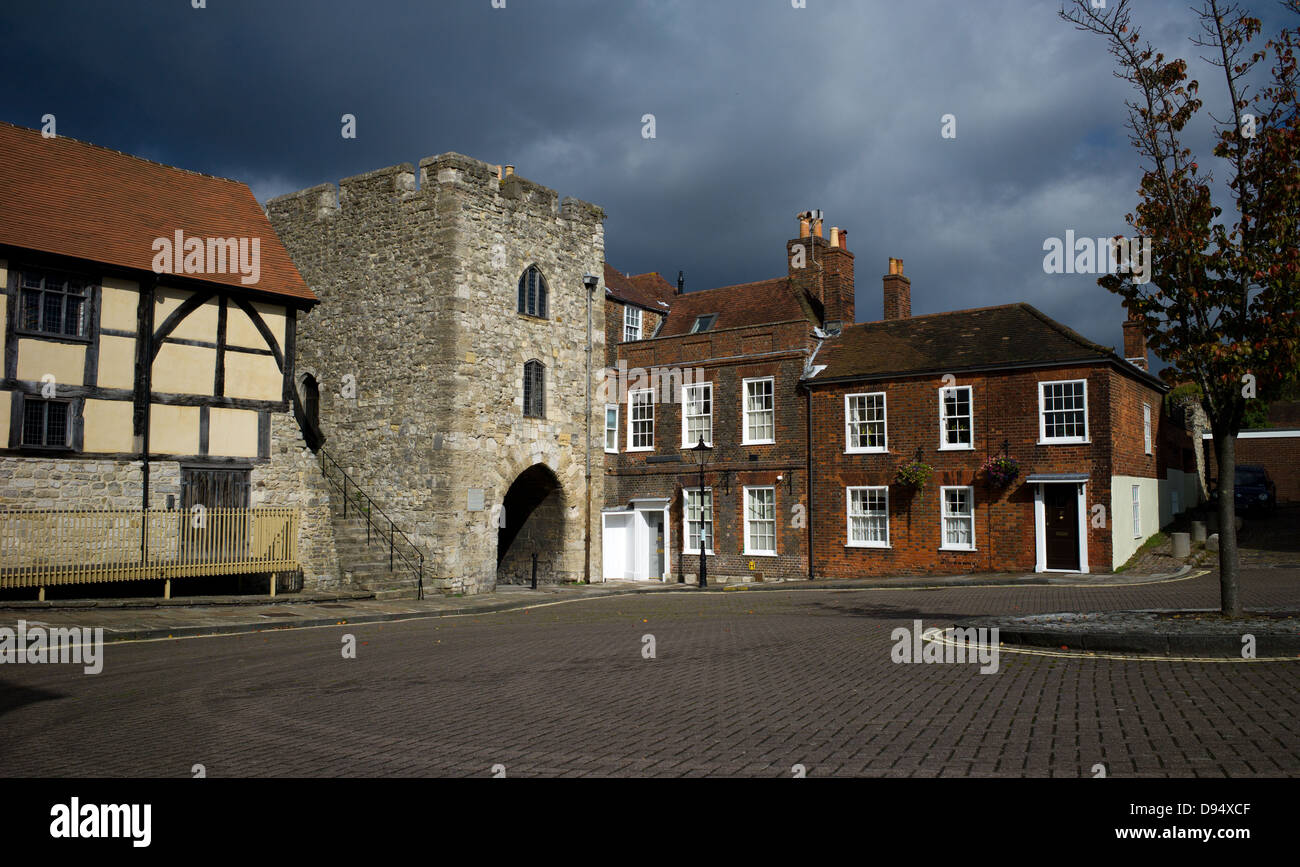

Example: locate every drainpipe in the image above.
[805,384,814,581]
[583,273,599,584]
[136,277,156,557]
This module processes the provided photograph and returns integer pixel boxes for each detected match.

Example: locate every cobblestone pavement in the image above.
[0,566,1297,778]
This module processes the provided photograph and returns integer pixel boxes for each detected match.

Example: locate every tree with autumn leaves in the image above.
[1062,0,1300,616]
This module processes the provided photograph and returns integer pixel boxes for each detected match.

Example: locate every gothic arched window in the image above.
[518,266,548,318]
[523,360,546,418]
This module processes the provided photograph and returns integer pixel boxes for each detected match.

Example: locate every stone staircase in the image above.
[330,512,423,600]
[317,448,428,600]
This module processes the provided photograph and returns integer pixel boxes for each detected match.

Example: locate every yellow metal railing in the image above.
[0,508,299,590]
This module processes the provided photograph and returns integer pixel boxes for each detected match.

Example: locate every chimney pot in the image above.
[840,229,848,251]
[504,165,515,177]
[830,227,840,247]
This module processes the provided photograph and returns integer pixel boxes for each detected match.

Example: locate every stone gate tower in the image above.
[267,154,605,594]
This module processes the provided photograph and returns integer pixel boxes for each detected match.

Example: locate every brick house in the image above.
[601,213,1188,583]
[804,272,1176,576]
[601,213,848,582]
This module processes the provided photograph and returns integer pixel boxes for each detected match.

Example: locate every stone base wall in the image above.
[0,458,180,509]
[0,412,341,593]
[252,411,342,590]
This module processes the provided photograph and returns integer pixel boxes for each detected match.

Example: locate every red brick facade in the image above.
[601,217,1171,582]
[806,365,1164,577]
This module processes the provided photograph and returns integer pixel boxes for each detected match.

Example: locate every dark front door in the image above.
[1044,484,1080,571]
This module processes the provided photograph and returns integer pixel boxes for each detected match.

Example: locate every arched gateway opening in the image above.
[497,463,566,586]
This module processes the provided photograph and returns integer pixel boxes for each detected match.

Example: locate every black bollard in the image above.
[531,553,538,590]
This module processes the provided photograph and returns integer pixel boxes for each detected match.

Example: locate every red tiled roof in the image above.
[604,262,675,311]
[0,122,315,303]
[655,276,815,337]
[812,303,1154,382]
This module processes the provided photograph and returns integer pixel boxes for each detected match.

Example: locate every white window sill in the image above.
[846,542,890,549]
[1037,438,1090,446]
[845,448,889,455]
[937,444,974,451]
[604,448,618,454]
[680,442,714,449]
[742,439,776,446]
[939,546,977,552]
[683,550,714,556]
[626,446,654,453]
[744,550,778,557]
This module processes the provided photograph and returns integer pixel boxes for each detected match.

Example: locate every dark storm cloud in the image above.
[2,0,1293,364]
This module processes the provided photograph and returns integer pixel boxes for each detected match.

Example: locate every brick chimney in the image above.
[787,210,855,331]
[1123,314,1149,370]
[882,258,911,320]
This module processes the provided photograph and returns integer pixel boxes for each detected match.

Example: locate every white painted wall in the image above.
[1111,475,1163,569]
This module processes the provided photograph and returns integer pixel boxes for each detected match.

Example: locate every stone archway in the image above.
[496,463,566,585]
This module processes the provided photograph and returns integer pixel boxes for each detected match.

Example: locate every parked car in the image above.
[1217,464,1278,515]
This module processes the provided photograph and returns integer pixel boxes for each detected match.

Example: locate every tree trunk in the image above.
[1214,430,1242,616]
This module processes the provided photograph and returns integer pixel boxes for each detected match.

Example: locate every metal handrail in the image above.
[318,449,424,599]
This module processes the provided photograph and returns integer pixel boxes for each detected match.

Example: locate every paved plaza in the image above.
[1,566,1297,778]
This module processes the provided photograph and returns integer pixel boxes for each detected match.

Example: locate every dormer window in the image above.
[689,314,716,334]
[517,266,548,318]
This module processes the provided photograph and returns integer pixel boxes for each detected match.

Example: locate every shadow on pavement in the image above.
[0,680,64,718]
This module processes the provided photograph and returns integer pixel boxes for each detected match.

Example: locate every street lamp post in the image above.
[689,436,712,588]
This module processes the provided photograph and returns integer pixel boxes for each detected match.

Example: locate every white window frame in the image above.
[742,486,777,555]
[1132,485,1141,539]
[846,486,890,548]
[623,305,642,342]
[940,485,976,551]
[742,377,775,445]
[680,382,713,448]
[627,388,654,452]
[604,403,619,454]
[938,385,974,450]
[1143,403,1152,455]
[1038,379,1090,444]
[683,487,714,555]
[845,392,888,454]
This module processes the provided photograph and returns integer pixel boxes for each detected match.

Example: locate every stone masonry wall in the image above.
[253,411,343,589]
[267,153,606,594]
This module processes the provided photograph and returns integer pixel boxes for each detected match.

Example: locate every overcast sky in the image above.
[3,0,1294,364]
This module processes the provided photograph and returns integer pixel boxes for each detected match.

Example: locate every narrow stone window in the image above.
[517,266,548,318]
[523,359,545,418]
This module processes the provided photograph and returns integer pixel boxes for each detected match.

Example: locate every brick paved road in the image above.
[1,567,1297,777]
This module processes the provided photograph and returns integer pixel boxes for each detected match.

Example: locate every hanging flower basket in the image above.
[894,460,933,491]
[981,454,1021,487]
